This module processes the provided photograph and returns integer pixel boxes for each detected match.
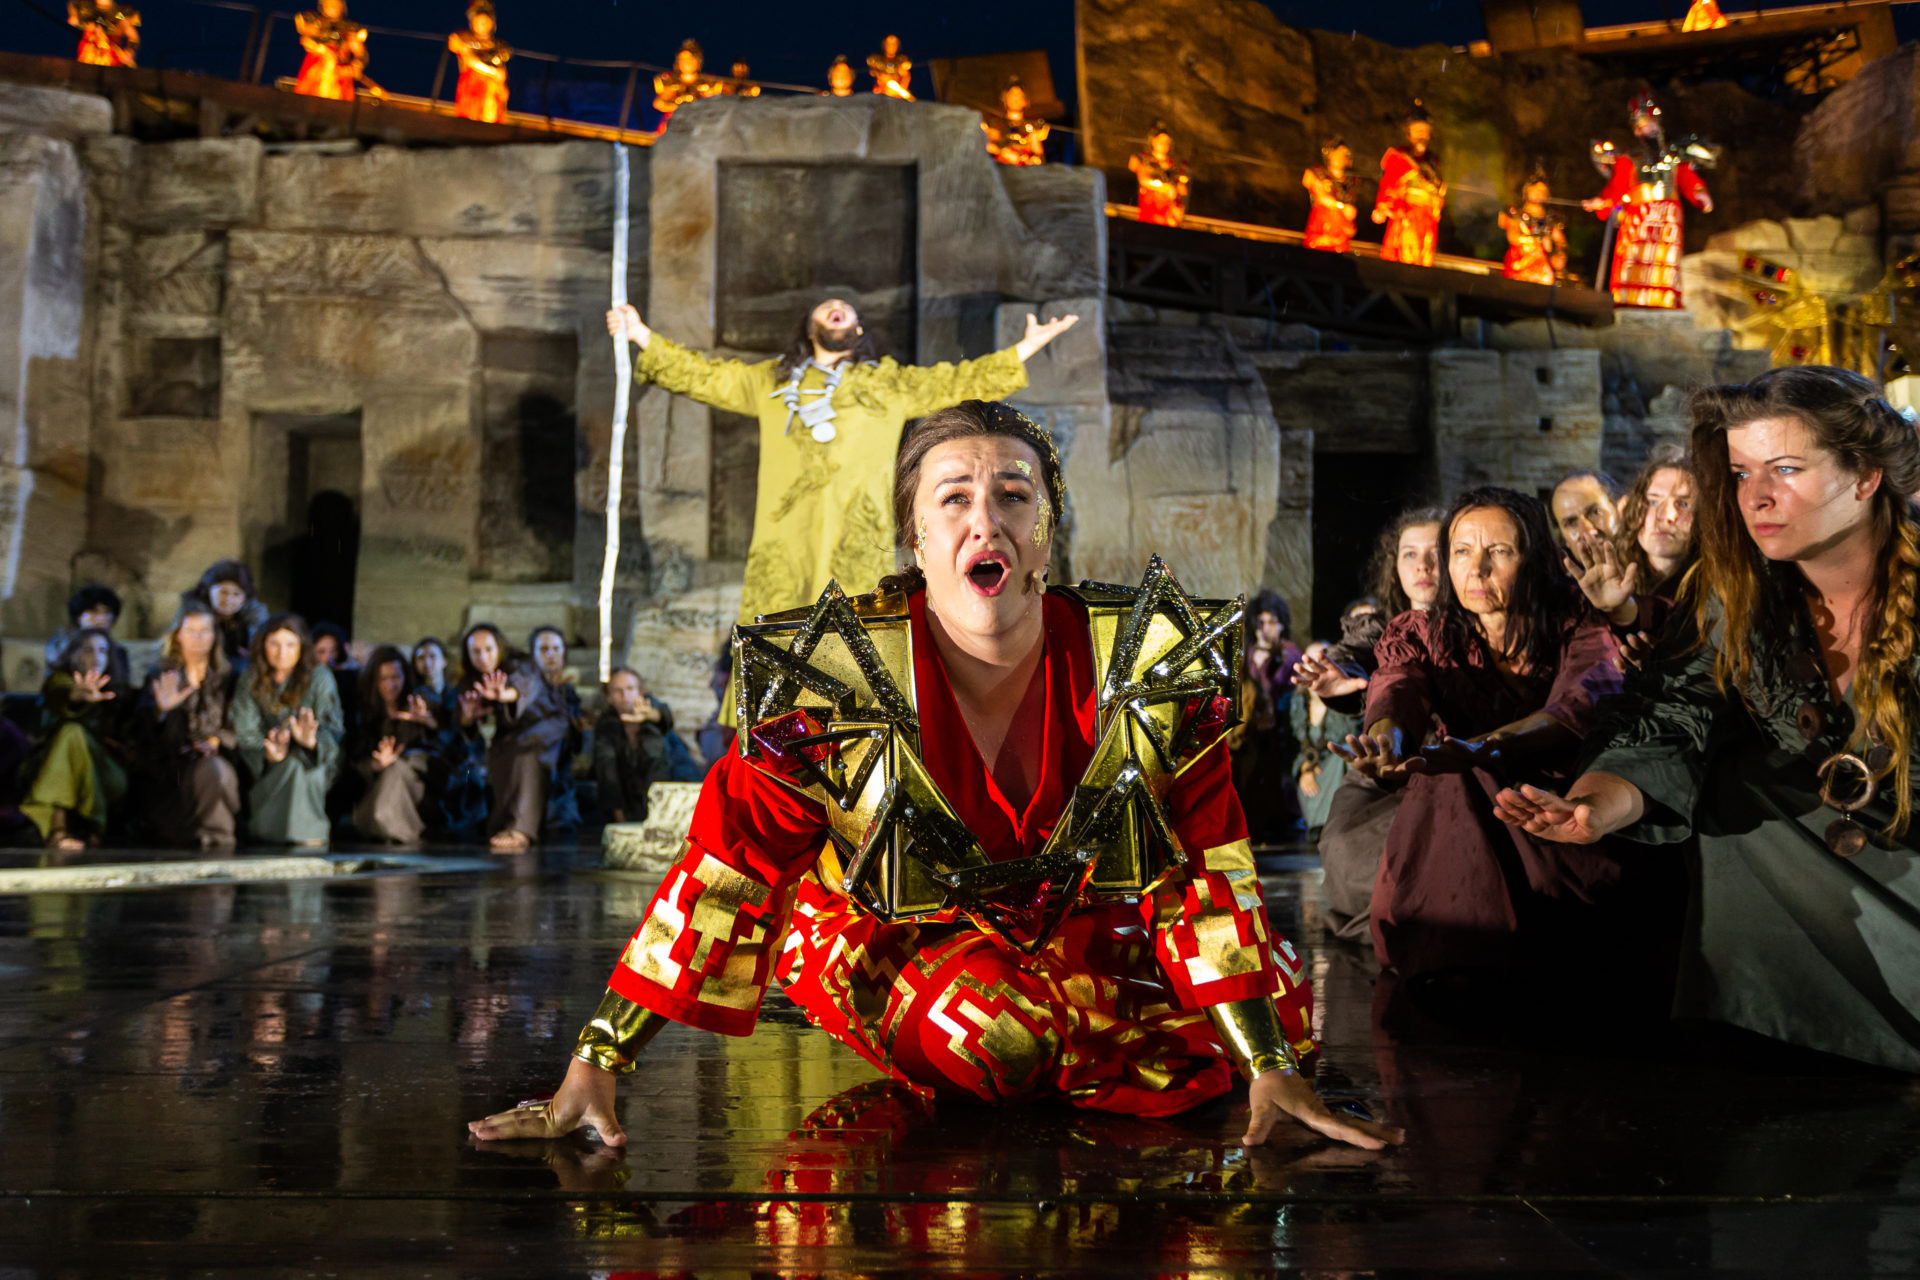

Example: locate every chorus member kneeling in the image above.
[457,624,571,853]
[472,400,1402,1150]
[1497,367,1920,1071]
[232,615,344,846]
[24,629,131,850]
[139,604,242,848]
[1334,487,1678,1001]
[351,645,440,845]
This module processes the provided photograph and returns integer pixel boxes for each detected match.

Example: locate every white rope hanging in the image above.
[597,142,631,684]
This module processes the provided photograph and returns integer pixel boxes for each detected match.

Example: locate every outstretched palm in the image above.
[1564,535,1638,616]
[1491,783,1605,844]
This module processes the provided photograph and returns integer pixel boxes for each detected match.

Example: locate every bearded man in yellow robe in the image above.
[607,298,1078,625]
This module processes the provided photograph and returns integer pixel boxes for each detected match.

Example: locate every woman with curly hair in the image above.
[232,614,343,845]
[1564,446,1698,643]
[138,604,242,847]
[1498,366,1920,1070]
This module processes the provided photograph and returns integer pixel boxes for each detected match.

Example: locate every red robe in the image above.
[1374,146,1444,267]
[603,590,1313,1116]
[1590,154,1711,308]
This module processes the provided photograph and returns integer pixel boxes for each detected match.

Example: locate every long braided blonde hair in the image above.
[1686,366,1920,832]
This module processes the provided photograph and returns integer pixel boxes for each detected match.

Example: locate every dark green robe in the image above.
[1584,575,1920,1073]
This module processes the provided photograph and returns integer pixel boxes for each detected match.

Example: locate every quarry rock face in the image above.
[1078,0,1804,265]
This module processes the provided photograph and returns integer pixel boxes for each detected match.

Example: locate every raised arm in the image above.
[606,305,772,417]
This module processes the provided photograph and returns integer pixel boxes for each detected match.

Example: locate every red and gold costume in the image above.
[448,3,510,124]
[868,37,913,101]
[574,560,1313,1114]
[721,62,760,97]
[1498,176,1567,286]
[1302,149,1358,254]
[654,40,723,133]
[293,6,368,101]
[1373,109,1445,268]
[68,0,138,67]
[1128,131,1190,228]
[1587,93,1717,309]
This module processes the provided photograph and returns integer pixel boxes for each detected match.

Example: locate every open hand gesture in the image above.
[477,670,515,704]
[1410,730,1494,777]
[71,670,116,705]
[1330,727,1413,781]
[1492,783,1606,844]
[398,693,437,727]
[1563,533,1639,621]
[289,707,320,752]
[371,735,403,770]
[1293,649,1368,701]
[1014,312,1080,362]
[264,723,291,765]
[151,669,197,715]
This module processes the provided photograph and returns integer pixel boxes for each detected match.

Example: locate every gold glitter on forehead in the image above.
[1012,460,1033,478]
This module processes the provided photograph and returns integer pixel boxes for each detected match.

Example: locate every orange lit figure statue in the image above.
[1129,124,1190,227]
[826,55,857,97]
[1498,169,1568,286]
[68,0,138,67]
[1682,0,1728,31]
[1372,101,1446,267]
[448,0,510,123]
[982,79,1047,167]
[1302,135,1358,253]
[721,61,760,97]
[868,34,913,100]
[653,39,722,133]
[294,0,369,101]
[1584,92,1717,309]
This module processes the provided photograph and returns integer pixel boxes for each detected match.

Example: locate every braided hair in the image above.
[1686,365,1920,831]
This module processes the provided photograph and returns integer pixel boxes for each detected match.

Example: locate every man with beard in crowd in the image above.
[607,297,1077,632]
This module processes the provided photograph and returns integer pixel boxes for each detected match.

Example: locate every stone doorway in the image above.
[1310,452,1429,639]
[254,411,364,633]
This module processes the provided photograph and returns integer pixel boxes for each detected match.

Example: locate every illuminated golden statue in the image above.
[827,55,856,97]
[653,39,722,132]
[721,60,760,97]
[68,0,139,67]
[1128,123,1190,227]
[1302,135,1358,254]
[868,34,913,100]
[1498,168,1568,286]
[1371,101,1445,267]
[294,0,370,101]
[448,0,510,124]
[982,79,1048,167]
[1682,1,1728,31]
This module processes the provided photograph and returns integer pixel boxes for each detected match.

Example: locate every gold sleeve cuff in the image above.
[1206,996,1301,1082]
[571,989,670,1075]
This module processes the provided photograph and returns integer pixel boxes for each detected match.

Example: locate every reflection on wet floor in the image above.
[1,843,1916,1274]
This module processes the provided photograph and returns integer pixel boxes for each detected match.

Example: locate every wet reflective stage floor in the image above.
[2,844,1917,1276]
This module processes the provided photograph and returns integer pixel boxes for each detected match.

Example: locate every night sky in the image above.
[18,0,1920,129]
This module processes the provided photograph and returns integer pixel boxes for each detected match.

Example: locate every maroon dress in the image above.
[1363,608,1663,984]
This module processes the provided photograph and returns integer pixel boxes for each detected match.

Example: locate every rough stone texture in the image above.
[0,84,111,140]
[1431,349,1604,498]
[1094,316,1291,613]
[1795,48,1919,228]
[1078,0,1806,262]
[601,781,702,870]
[622,583,739,755]
[0,129,90,634]
[1490,309,1770,483]
[1257,351,1429,454]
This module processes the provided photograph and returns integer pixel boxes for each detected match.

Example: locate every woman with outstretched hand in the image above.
[1496,366,1920,1072]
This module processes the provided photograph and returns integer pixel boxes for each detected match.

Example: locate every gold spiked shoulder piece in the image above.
[731,558,1244,951]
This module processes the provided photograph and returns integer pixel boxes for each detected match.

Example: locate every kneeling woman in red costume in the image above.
[472,401,1401,1150]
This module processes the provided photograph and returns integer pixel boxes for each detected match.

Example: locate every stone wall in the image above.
[47,121,645,644]
[1796,47,1920,239]
[1077,0,1806,263]
[0,92,103,635]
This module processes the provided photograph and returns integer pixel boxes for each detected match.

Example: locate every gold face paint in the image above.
[1032,493,1052,547]
[915,516,928,560]
[1011,460,1033,478]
